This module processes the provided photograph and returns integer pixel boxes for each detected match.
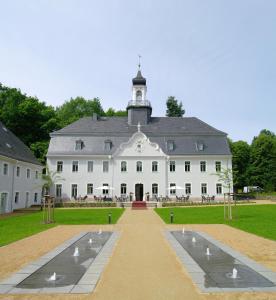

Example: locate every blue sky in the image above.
[0,0,275,143]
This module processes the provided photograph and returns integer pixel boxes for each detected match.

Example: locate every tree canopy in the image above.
[166,96,185,117]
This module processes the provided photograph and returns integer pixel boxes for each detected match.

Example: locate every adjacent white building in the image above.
[47,69,232,201]
[0,122,42,213]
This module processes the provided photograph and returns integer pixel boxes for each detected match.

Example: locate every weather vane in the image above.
[138,54,141,70]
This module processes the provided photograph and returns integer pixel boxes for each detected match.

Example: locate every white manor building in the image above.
[47,70,232,201]
[0,121,42,214]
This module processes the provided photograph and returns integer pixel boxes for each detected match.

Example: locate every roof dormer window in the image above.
[75,139,84,150]
[167,140,175,151]
[196,141,205,151]
[104,140,112,151]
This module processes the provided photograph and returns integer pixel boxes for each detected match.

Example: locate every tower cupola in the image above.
[127,66,152,125]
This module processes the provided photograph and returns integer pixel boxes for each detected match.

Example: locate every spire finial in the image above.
[138,54,141,70]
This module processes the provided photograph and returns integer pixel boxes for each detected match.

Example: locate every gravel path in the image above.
[0,208,276,299]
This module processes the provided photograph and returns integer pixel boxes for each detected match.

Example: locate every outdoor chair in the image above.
[201,195,206,203]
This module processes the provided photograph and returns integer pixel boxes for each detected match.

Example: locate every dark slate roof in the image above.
[0,121,42,165]
[48,116,231,156]
[51,116,226,136]
[132,70,146,85]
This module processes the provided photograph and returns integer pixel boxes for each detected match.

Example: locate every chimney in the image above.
[92,113,98,121]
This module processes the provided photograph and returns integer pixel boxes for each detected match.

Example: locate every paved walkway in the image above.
[91,208,201,300]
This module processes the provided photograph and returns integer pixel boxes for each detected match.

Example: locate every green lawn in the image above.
[0,208,124,247]
[155,205,276,241]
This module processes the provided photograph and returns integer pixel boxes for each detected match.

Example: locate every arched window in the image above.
[121,161,127,172]
[152,183,158,195]
[136,161,142,172]
[136,90,142,101]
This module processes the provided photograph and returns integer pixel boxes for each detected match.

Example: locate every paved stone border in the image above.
[0,231,120,294]
[165,230,276,293]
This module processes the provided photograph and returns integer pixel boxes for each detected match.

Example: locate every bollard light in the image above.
[108,212,112,224]
[170,211,174,223]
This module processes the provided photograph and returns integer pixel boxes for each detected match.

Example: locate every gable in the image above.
[114,131,166,157]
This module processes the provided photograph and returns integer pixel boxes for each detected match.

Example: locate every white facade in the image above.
[0,155,42,213]
[47,131,232,201]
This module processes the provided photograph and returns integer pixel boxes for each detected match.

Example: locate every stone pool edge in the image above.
[0,231,120,294]
[164,230,276,293]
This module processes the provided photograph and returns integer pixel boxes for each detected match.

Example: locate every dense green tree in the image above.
[0,84,60,146]
[248,130,276,191]
[56,97,105,127]
[229,139,251,190]
[105,108,127,117]
[166,96,185,117]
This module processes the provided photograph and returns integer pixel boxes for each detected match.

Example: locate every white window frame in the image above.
[152,161,158,172]
[215,161,222,172]
[14,191,20,204]
[16,166,20,177]
[201,183,207,194]
[170,183,176,195]
[103,183,109,195]
[136,161,142,172]
[57,161,63,172]
[87,183,93,195]
[216,183,222,194]
[72,161,79,172]
[200,161,206,172]
[87,161,94,172]
[121,183,127,195]
[121,161,127,172]
[185,161,190,172]
[34,192,38,203]
[169,161,175,172]
[185,183,191,194]
[56,184,62,198]
[3,163,8,175]
[152,183,158,196]
[71,184,78,198]
[103,161,109,173]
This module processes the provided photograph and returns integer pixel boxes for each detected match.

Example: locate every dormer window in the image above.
[196,141,204,151]
[75,140,84,150]
[136,90,142,101]
[104,140,112,151]
[167,140,175,151]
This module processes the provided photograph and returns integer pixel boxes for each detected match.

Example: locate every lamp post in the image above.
[170,211,174,223]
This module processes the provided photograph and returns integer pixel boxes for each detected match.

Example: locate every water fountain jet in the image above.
[73,247,79,257]
[48,272,56,281]
[231,268,238,279]
[206,247,211,256]
[88,238,92,244]
[182,227,185,235]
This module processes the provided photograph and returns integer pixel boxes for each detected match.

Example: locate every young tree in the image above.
[166,96,185,117]
[213,167,233,220]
